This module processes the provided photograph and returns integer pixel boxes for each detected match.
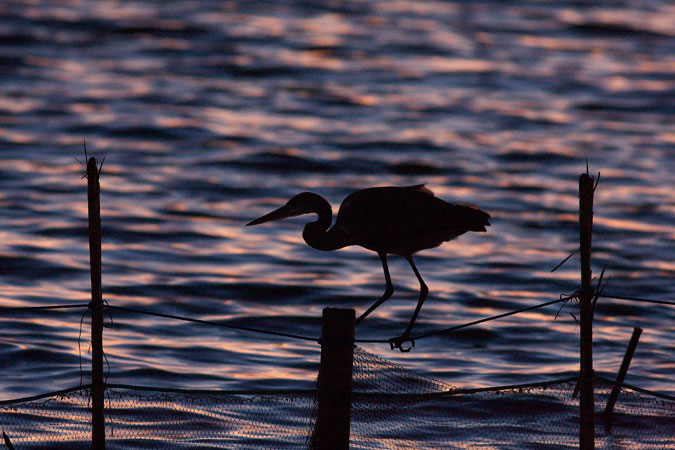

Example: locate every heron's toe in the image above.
[389,334,415,352]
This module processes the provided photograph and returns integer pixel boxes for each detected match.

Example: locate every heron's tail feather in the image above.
[452,204,491,232]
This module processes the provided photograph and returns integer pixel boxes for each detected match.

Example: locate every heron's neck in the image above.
[301,195,349,251]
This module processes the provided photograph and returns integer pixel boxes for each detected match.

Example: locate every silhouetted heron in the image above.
[246,185,490,351]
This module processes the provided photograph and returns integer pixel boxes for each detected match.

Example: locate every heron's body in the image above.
[247,185,490,351]
[333,186,488,254]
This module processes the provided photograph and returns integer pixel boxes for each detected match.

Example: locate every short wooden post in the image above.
[312,308,355,450]
[87,157,105,450]
[578,173,595,450]
[604,327,642,432]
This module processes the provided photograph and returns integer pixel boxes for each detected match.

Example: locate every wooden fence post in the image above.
[312,308,355,450]
[578,172,595,450]
[87,157,105,450]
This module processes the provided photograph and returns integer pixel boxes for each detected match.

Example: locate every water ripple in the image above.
[0,0,673,403]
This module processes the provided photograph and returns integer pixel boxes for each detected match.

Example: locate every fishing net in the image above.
[349,347,674,450]
[1,346,673,449]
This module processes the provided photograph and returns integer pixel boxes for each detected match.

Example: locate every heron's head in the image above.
[246,192,321,226]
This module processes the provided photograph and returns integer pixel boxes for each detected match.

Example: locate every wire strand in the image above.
[412,297,567,341]
[3,376,672,405]
[0,304,89,313]
[1,292,670,348]
[356,297,569,344]
[595,375,675,401]
[105,304,318,342]
[597,294,675,306]
[358,291,674,344]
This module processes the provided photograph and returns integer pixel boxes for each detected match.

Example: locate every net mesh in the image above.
[350,347,674,449]
[1,346,673,449]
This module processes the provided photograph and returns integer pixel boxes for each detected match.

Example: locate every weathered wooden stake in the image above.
[312,308,355,450]
[578,172,595,450]
[87,157,105,450]
[604,327,642,432]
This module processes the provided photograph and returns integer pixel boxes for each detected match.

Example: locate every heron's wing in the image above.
[404,184,435,196]
[336,187,482,253]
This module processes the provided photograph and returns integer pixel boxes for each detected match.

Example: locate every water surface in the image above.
[1,0,673,405]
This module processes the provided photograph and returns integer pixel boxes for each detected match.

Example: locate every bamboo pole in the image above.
[578,172,595,450]
[87,157,105,450]
[312,308,355,450]
[604,327,642,432]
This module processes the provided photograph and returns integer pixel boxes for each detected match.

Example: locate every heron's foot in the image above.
[389,334,415,352]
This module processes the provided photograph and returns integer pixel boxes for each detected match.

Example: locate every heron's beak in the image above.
[246,204,304,226]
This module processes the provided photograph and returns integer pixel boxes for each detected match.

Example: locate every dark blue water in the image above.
[1,0,673,409]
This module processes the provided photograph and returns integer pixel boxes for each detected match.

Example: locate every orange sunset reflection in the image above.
[1,0,673,423]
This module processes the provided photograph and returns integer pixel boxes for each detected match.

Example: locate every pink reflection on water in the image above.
[0,0,672,403]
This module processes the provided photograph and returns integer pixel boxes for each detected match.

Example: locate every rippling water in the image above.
[1,0,673,407]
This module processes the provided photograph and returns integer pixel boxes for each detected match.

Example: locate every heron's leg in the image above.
[403,255,428,336]
[390,255,428,351]
[355,252,393,326]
